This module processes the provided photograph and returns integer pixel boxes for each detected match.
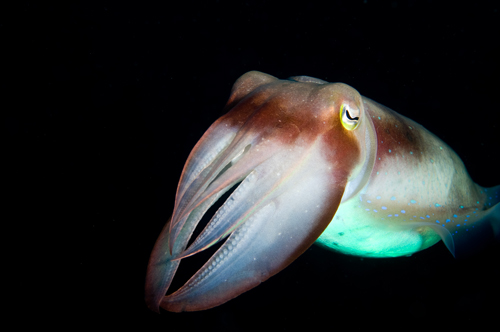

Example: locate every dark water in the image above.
[10,1,499,330]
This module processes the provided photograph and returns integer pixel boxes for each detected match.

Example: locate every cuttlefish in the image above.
[146,71,500,312]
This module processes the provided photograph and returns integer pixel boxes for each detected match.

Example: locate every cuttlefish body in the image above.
[146,71,500,312]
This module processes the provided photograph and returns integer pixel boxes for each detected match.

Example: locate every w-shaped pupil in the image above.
[346,110,359,121]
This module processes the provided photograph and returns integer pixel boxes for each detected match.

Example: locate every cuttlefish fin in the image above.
[415,185,500,258]
[451,201,500,258]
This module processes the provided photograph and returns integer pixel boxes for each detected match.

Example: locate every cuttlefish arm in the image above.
[146,71,500,312]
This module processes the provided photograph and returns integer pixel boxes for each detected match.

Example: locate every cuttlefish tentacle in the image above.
[146,71,500,313]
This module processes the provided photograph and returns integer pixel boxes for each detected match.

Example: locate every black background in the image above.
[7,1,500,330]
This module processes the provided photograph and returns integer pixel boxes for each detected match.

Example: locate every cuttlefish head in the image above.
[145,71,376,312]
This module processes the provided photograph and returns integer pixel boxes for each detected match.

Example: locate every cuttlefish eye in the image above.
[340,103,360,131]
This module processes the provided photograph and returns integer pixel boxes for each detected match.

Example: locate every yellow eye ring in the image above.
[340,104,360,131]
